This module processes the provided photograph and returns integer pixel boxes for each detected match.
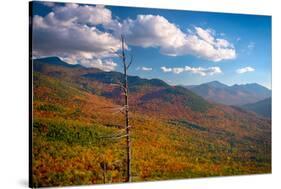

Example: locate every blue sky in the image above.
[32,1,272,89]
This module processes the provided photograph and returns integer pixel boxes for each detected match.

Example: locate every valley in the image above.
[31,57,271,187]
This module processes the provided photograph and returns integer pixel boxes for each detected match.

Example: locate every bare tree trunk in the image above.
[102,162,107,184]
[121,36,131,182]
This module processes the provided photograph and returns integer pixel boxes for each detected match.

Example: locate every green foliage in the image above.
[140,86,211,112]
[33,71,84,100]
[32,118,126,187]
[33,118,119,147]
[83,71,169,93]
[170,86,212,112]
[168,119,208,131]
[31,61,271,187]
[36,104,64,113]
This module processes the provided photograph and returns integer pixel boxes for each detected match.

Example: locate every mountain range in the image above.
[32,57,271,186]
[241,97,271,118]
[33,57,213,114]
[185,81,271,106]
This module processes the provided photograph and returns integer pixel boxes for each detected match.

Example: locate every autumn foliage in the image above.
[31,60,271,187]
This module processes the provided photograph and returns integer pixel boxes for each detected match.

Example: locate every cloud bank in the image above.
[33,4,120,71]
[161,66,222,76]
[115,15,236,62]
[33,3,237,71]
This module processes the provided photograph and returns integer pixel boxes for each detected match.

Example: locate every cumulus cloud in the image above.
[195,27,215,45]
[161,66,222,76]
[32,3,236,71]
[53,4,112,25]
[185,66,222,76]
[42,2,56,7]
[136,66,152,71]
[112,15,236,62]
[32,3,121,71]
[161,66,172,73]
[236,67,255,74]
[114,15,186,49]
[80,59,117,71]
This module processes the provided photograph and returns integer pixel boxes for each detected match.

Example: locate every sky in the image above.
[31,1,272,89]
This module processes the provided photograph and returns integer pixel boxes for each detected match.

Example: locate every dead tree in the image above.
[117,35,132,182]
[90,36,132,183]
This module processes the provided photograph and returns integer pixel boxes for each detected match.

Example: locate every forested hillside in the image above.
[32,57,271,187]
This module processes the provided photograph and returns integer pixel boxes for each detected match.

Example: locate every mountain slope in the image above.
[138,86,212,113]
[186,81,271,106]
[33,57,211,113]
[32,57,271,186]
[241,97,271,118]
[83,71,170,92]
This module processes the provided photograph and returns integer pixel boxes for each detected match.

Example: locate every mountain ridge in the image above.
[33,56,212,113]
[33,56,271,109]
[186,80,270,91]
[185,80,271,106]
[241,97,271,118]
[32,56,271,185]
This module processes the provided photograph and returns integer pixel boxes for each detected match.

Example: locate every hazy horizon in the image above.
[33,56,271,90]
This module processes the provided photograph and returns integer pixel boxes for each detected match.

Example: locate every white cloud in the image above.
[111,15,236,62]
[161,66,222,76]
[236,67,255,74]
[173,67,185,74]
[115,15,186,49]
[161,66,172,72]
[32,4,121,71]
[53,4,112,25]
[42,2,56,7]
[32,3,236,72]
[195,27,215,45]
[185,66,222,76]
[33,14,120,58]
[139,66,152,71]
[215,38,233,48]
[79,59,117,71]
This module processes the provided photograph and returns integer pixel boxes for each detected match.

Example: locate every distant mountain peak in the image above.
[34,56,63,63]
[231,83,269,89]
[204,81,228,88]
[207,80,222,84]
[185,80,271,106]
[33,56,83,68]
[230,83,271,94]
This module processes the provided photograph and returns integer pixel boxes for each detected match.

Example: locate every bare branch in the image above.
[109,48,116,53]
[117,80,125,88]
[109,47,124,60]
[93,128,128,139]
[119,82,127,93]
[110,82,127,93]
[127,54,133,70]
[100,106,122,110]
[118,53,124,59]
[113,134,128,139]
[121,35,126,66]
[109,83,119,87]
[112,106,126,115]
